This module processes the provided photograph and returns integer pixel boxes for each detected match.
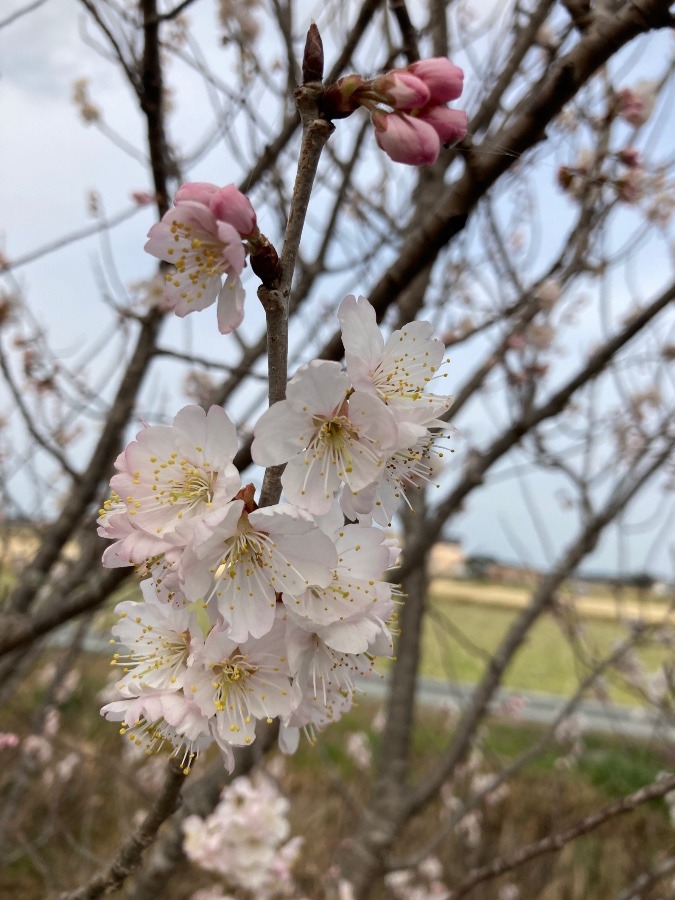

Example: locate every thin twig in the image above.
[0,0,48,29]
[447,774,675,899]
[58,759,186,900]
[258,79,334,507]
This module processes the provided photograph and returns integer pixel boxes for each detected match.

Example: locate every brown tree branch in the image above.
[258,78,334,507]
[58,759,186,900]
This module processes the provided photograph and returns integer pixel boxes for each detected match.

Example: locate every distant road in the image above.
[356,674,675,743]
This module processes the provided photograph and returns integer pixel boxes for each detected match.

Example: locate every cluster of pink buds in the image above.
[322,58,467,166]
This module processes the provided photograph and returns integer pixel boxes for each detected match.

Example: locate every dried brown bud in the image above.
[236,483,258,513]
[302,23,324,84]
[249,239,282,288]
[556,165,574,192]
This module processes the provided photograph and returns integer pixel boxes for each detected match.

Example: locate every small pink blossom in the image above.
[617,80,657,127]
[145,187,250,333]
[616,168,645,204]
[371,111,440,166]
[536,279,560,310]
[417,104,467,145]
[131,190,156,205]
[618,147,641,168]
[408,58,464,104]
[372,71,430,110]
[208,184,258,236]
[0,732,19,751]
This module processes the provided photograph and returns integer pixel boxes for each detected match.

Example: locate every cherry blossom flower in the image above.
[101,686,219,773]
[278,675,355,754]
[145,182,256,333]
[285,617,380,701]
[283,521,391,627]
[180,498,337,641]
[183,773,303,897]
[338,294,450,421]
[188,617,299,750]
[251,359,397,514]
[617,80,658,127]
[109,579,200,692]
[97,499,174,568]
[0,732,19,751]
[106,405,240,553]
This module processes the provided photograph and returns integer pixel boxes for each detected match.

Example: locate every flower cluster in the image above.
[252,294,451,525]
[98,295,451,772]
[145,182,258,333]
[322,58,467,165]
[95,293,453,770]
[182,772,303,898]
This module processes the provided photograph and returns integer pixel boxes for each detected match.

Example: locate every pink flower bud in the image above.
[372,71,430,110]
[174,181,219,207]
[507,334,526,350]
[618,147,641,168]
[209,184,257,236]
[616,169,644,204]
[408,58,464,104]
[321,74,368,119]
[131,190,156,206]
[417,104,468,145]
[371,111,440,166]
[617,81,657,127]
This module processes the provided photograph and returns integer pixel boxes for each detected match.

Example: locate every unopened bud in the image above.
[249,239,282,288]
[302,22,324,84]
[320,74,367,119]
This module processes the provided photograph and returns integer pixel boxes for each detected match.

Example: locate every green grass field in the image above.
[414,592,670,704]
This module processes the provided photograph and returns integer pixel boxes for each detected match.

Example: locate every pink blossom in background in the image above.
[182,773,303,897]
[617,80,658,127]
[618,147,641,168]
[131,190,156,205]
[0,732,19,751]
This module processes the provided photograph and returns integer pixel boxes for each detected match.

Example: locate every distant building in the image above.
[429,540,465,578]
